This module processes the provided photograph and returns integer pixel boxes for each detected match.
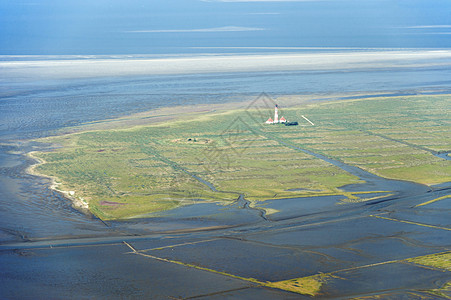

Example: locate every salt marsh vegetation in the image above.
[31,95,450,220]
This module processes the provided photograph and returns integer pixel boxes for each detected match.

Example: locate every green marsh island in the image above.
[29,94,451,220]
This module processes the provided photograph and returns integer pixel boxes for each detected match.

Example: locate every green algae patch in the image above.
[426,281,451,298]
[265,274,330,296]
[406,252,451,271]
[337,191,394,204]
[415,195,451,208]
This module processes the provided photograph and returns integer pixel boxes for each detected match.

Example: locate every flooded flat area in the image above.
[0,243,257,300]
[0,53,450,298]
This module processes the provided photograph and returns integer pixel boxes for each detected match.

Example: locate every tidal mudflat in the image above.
[0,52,450,298]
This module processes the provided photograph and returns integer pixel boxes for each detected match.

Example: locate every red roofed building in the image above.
[264,105,289,124]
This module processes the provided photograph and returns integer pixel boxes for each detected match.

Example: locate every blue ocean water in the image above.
[1,0,450,55]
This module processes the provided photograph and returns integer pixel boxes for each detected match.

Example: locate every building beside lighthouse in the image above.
[265,117,274,124]
[265,104,287,124]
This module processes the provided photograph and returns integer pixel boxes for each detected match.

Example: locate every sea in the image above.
[1,1,451,298]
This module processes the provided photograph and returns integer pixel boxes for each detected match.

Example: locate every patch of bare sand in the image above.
[26,151,90,212]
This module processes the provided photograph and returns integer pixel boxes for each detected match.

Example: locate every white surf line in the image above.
[301,115,314,125]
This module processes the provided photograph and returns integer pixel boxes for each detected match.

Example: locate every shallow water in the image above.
[0,144,111,241]
[2,65,451,139]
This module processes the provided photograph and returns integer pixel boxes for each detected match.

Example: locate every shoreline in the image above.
[26,151,90,213]
[2,50,451,80]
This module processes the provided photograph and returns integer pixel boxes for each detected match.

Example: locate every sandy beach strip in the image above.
[2,50,451,79]
[26,151,90,212]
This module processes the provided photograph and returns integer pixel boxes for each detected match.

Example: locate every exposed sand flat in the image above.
[2,50,451,79]
[26,151,90,212]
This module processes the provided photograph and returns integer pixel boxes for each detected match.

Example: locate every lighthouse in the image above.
[265,104,287,124]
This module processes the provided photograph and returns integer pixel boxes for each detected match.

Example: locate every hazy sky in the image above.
[1,0,450,55]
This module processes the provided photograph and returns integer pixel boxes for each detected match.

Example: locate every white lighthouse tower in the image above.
[265,104,287,124]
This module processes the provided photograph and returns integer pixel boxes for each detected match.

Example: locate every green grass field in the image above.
[32,95,451,220]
